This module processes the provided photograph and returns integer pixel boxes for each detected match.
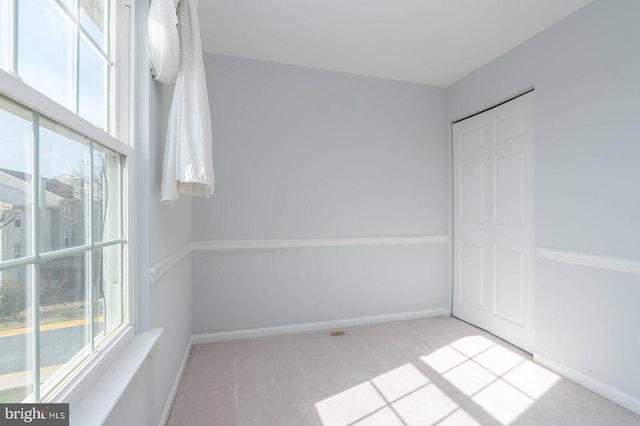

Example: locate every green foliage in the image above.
[0,386,27,403]
[0,279,26,320]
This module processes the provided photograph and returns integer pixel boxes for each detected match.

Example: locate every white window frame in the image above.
[14,242,22,259]
[63,202,70,218]
[0,0,135,405]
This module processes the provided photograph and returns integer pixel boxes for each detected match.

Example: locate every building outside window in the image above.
[63,227,71,248]
[0,0,132,404]
[14,210,21,228]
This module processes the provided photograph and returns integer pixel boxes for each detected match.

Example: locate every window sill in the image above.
[70,328,163,426]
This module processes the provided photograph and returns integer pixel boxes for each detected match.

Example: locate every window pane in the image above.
[18,0,76,111]
[92,145,120,243]
[92,145,121,243]
[92,244,121,346]
[80,0,107,51]
[0,97,33,261]
[0,265,34,402]
[39,253,90,388]
[79,34,107,129]
[0,0,13,72]
[39,119,90,253]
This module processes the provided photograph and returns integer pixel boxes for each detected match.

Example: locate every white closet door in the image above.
[453,111,492,330]
[453,92,535,352]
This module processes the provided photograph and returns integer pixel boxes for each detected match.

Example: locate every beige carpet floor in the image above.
[168,316,640,425]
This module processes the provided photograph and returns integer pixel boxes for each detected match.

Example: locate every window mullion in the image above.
[79,26,113,66]
[31,111,41,402]
[88,141,95,352]
[107,0,114,134]
[94,239,126,249]
[52,0,112,63]
[0,255,37,271]
[11,0,18,75]
[106,49,112,135]
[74,0,80,115]
[52,0,76,22]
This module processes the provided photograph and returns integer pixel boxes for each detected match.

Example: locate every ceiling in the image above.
[198,0,594,87]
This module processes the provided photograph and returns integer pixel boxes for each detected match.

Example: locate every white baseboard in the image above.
[534,352,640,416]
[158,337,194,426]
[192,308,450,345]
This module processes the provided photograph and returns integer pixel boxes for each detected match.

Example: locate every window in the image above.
[14,210,22,228]
[2,0,112,131]
[63,227,71,247]
[0,0,131,404]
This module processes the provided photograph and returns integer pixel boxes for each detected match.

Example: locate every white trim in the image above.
[150,235,450,284]
[192,235,449,252]
[149,245,192,284]
[158,336,193,426]
[192,308,450,345]
[534,352,640,416]
[536,247,640,275]
[70,328,163,426]
[0,69,131,156]
[51,326,135,405]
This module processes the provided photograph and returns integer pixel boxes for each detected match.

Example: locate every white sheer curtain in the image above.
[148,0,215,202]
[147,0,181,84]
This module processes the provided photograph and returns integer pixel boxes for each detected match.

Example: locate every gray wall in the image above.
[104,361,153,426]
[192,54,450,333]
[146,79,193,425]
[193,245,447,333]
[105,2,194,425]
[447,0,640,401]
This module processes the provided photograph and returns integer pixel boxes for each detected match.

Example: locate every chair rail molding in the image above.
[150,235,450,284]
[149,244,193,284]
[191,235,449,252]
[536,247,640,275]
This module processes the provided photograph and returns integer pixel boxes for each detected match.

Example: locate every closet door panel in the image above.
[453,92,535,352]
[453,112,491,329]
[489,93,534,351]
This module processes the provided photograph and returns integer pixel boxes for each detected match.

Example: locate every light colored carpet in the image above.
[168,316,640,425]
